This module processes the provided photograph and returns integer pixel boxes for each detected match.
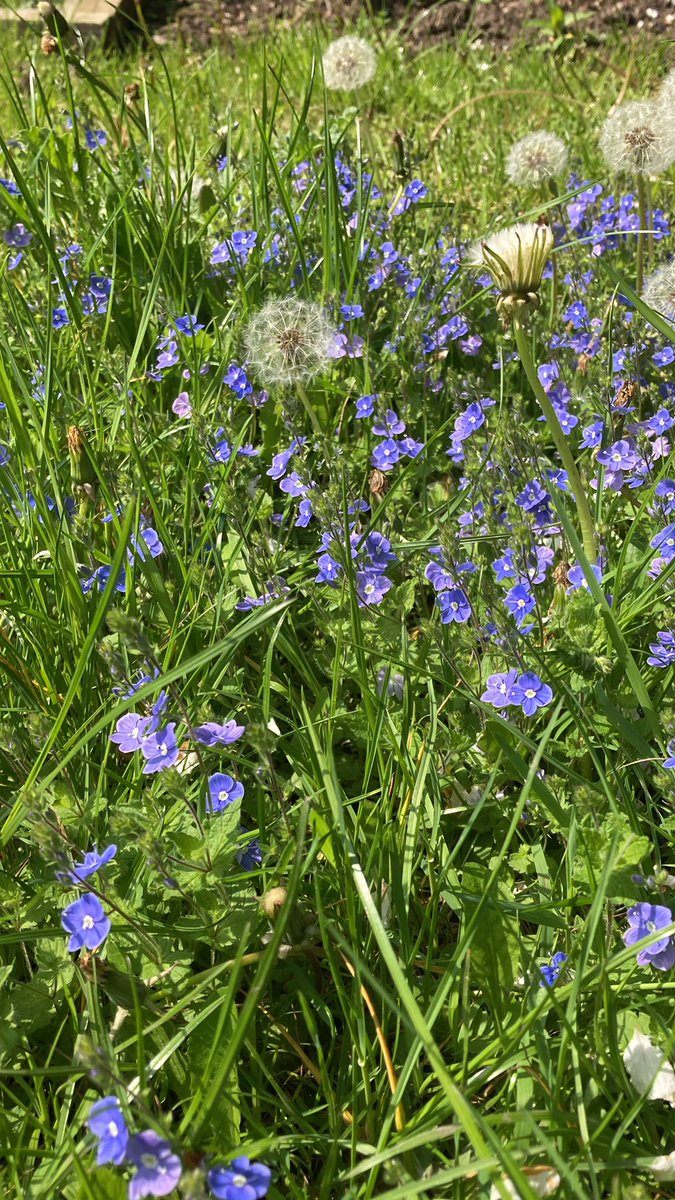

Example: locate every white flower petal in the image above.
[489,1169,560,1199]
[623,1029,675,1106]
[650,1151,675,1180]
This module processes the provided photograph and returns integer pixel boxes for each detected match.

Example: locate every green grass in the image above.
[0,14,674,1200]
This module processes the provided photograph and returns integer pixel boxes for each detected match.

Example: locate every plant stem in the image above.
[513,316,597,563]
[296,380,323,437]
[645,176,654,271]
[637,174,647,295]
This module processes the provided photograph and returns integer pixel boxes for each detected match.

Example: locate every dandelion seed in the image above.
[244,298,337,386]
[467,222,553,316]
[322,36,377,91]
[506,131,568,186]
[599,100,675,175]
[642,261,675,321]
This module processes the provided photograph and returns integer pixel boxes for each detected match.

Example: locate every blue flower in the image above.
[504,583,535,625]
[340,303,364,319]
[624,903,675,971]
[61,894,111,952]
[651,524,675,560]
[354,394,377,419]
[58,844,117,885]
[480,669,519,709]
[86,1096,128,1166]
[372,410,406,437]
[539,951,568,987]
[140,724,179,774]
[194,720,246,747]
[110,713,153,753]
[647,631,675,668]
[52,307,70,329]
[3,223,31,248]
[506,672,553,717]
[207,1157,272,1200]
[438,587,471,624]
[127,1131,182,1199]
[208,773,245,812]
[81,564,126,595]
[663,740,675,769]
[356,570,392,607]
[173,314,204,336]
[371,439,401,471]
[236,835,263,872]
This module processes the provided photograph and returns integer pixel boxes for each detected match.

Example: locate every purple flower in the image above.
[651,524,675,560]
[81,564,126,595]
[172,391,192,418]
[504,583,536,625]
[596,439,639,471]
[3,223,31,248]
[438,587,471,624]
[110,713,153,753]
[59,844,117,885]
[539,951,568,987]
[647,630,675,668]
[480,669,519,709]
[399,436,424,458]
[515,480,549,512]
[173,314,204,337]
[355,394,377,418]
[664,740,675,769]
[127,1131,182,1200]
[623,903,675,971]
[61,894,111,952]
[370,439,401,471]
[648,408,674,435]
[141,724,179,774]
[279,471,309,497]
[340,303,364,319]
[194,720,246,746]
[87,1096,128,1166]
[207,1157,272,1200]
[356,570,393,607]
[372,410,406,437]
[580,419,604,449]
[235,577,289,611]
[567,563,602,593]
[506,672,553,717]
[236,836,263,872]
[453,402,485,441]
[208,773,245,812]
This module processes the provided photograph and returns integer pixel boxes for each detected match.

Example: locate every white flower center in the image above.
[647,921,656,933]
[108,1121,118,1137]
[525,689,536,698]
[160,744,167,756]
[141,1154,158,1169]
[82,915,94,929]
[233,1177,248,1188]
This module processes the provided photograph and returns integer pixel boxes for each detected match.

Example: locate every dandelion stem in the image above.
[645,176,654,269]
[513,316,596,563]
[296,380,323,437]
[637,175,648,295]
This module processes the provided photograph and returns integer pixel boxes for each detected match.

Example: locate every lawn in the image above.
[1,14,675,1200]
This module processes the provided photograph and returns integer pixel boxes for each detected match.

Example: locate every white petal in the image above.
[489,1170,560,1199]
[650,1151,675,1180]
[623,1029,675,1106]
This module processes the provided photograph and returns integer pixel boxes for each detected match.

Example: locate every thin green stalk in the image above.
[636,174,647,295]
[296,379,323,437]
[513,316,596,563]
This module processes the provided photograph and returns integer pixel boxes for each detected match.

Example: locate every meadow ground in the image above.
[1,16,675,1200]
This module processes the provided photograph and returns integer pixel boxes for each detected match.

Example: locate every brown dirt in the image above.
[148,0,675,50]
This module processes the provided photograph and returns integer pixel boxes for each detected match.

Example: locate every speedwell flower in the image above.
[322,36,377,91]
[87,1096,128,1166]
[126,1131,182,1200]
[467,222,554,316]
[207,1156,272,1200]
[623,902,675,970]
[506,131,568,186]
[61,894,111,952]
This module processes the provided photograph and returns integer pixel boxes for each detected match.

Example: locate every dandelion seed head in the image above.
[467,221,553,316]
[506,131,568,186]
[244,297,336,386]
[642,261,675,322]
[322,36,377,91]
[658,66,675,108]
[599,100,675,175]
